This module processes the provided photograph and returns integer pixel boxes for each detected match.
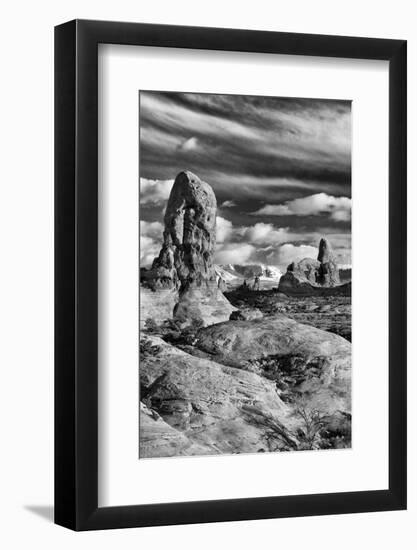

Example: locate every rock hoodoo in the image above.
[145,171,217,291]
[317,237,340,286]
[278,237,342,295]
[141,171,235,326]
[287,258,321,284]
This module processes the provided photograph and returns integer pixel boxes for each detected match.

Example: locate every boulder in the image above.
[195,316,351,415]
[139,336,299,457]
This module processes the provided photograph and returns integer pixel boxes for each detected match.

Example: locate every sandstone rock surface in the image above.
[195,316,351,415]
[317,237,340,286]
[140,402,208,457]
[139,335,299,457]
[288,258,321,284]
[145,171,217,290]
[278,237,342,295]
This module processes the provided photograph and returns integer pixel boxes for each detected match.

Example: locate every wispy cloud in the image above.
[139,92,351,267]
[220,200,236,208]
[177,136,199,152]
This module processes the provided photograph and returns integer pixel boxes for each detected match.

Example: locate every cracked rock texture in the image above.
[139,336,299,457]
[195,316,351,415]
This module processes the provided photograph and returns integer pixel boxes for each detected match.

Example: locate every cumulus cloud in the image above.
[330,208,351,222]
[140,178,173,205]
[140,220,163,266]
[240,223,291,245]
[215,243,255,265]
[253,193,351,222]
[216,216,233,243]
[267,243,319,267]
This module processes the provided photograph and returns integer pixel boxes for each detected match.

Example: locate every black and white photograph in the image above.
[0,3,410,543]
[139,91,352,458]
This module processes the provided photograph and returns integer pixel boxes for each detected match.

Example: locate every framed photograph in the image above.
[55,19,407,531]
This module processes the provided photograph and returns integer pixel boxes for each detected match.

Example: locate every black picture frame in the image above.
[55,19,407,531]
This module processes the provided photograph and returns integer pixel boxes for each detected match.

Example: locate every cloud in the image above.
[253,193,351,221]
[139,214,351,271]
[178,136,199,152]
[267,243,319,267]
[220,200,236,208]
[140,178,173,204]
[216,216,233,243]
[215,243,255,265]
[139,92,351,204]
[139,92,352,268]
[140,220,163,266]
[330,208,351,222]
[240,223,291,245]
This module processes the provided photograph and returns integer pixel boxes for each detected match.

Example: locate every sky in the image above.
[139,91,351,270]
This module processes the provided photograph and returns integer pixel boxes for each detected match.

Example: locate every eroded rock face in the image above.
[288,258,320,284]
[139,402,208,457]
[195,316,351,415]
[139,336,299,457]
[146,171,217,290]
[278,237,341,294]
[317,237,340,286]
[139,314,352,457]
[141,171,234,327]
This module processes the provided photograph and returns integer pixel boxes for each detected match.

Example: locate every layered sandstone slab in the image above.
[139,336,298,457]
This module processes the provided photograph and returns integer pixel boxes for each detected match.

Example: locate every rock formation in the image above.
[141,171,235,326]
[139,335,299,457]
[139,313,352,457]
[278,237,341,295]
[195,316,351,416]
[146,171,217,290]
[287,258,320,284]
[317,237,340,286]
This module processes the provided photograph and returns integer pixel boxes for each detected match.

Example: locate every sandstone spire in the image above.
[317,237,340,286]
[141,171,235,326]
[149,171,217,290]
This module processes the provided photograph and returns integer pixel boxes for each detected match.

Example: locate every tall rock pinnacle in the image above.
[317,237,340,286]
[149,171,217,290]
[141,171,235,326]
[317,237,333,264]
